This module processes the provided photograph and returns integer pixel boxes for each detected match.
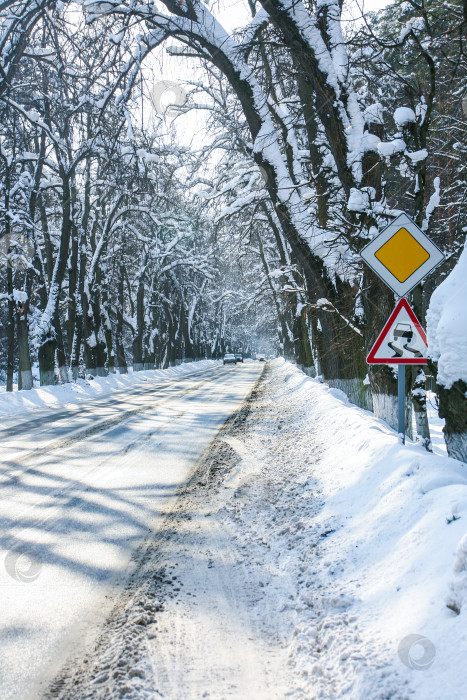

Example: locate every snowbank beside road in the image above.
[0,360,218,419]
[269,360,467,698]
[427,242,467,388]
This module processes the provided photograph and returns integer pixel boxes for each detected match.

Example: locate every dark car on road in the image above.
[234,354,243,363]
[223,353,237,365]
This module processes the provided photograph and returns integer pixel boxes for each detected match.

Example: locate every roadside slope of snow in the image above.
[0,360,218,419]
[271,360,467,698]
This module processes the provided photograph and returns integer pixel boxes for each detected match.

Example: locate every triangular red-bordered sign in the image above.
[367,298,428,365]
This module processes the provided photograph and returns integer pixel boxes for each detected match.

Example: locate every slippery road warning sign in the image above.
[367,298,428,365]
[360,213,444,297]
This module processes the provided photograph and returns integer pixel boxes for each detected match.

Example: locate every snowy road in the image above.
[0,361,263,700]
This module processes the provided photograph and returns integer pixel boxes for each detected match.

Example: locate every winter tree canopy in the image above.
[0,0,466,458]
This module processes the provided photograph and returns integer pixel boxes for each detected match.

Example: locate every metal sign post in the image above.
[398,365,406,444]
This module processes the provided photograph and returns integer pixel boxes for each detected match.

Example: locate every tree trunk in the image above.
[94,330,108,376]
[17,301,33,390]
[70,318,83,380]
[182,310,193,361]
[153,327,162,369]
[438,380,467,463]
[410,367,431,450]
[116,266,127,374]
[54,312,68,384]
[6,267,15,392]
[256,229,295,361]
[293,310,315,374]
[4,167,14,392]
[67,222,79,362]
[133,279,145,372]
[105,328,115,373]
[39,339,56,386]
[162,343,170,370]
[81,290,97,374]
[166,310,176,367]
[89,292,107,377]
[116,336,127,373]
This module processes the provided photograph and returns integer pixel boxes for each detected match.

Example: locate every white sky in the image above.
[142,0,393,98]
[216,0,392,32]
[139,0,393,151]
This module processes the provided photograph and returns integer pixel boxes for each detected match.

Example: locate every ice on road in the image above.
[0,362,263,700]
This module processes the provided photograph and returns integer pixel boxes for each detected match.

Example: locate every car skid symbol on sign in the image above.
[367,299,428,365]
[388,323,424,358]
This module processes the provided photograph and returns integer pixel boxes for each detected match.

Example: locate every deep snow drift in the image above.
[46,359,467,699]
[427,242,467,388]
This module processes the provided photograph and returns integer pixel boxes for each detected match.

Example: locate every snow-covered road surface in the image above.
[45,360,467,700]
[0,361,263,700]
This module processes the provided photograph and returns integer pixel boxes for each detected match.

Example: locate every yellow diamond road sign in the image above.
[374,228,429,283]
[360,213,444,296]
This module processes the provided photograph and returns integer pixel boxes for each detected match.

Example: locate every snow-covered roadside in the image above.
[47,360,467,699]
[0,360,218,419]
[269,362,467,698]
